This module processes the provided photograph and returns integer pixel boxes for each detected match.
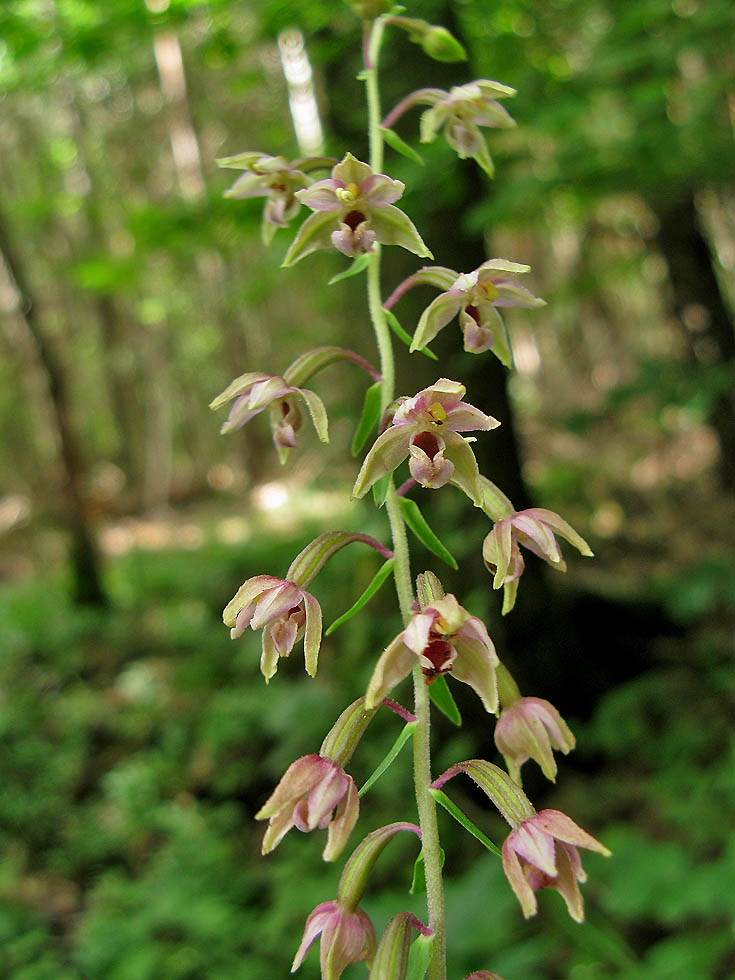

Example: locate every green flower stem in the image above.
[364,17,447,980]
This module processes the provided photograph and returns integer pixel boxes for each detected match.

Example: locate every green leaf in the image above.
[399,497,458,569]
[372,472,391,508]
[380,127,424,166]
[328,252,373,285]
[384,309,438,360]
[410,846,445,894]
[430,788,502,857]
[405,934,434,980]
[358,722,415,798]
[326,559,395,635]
[352,382,383,456]
[428,675,462,726]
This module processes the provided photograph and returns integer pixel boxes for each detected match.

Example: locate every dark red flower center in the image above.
[421,638,454,682]
[465,304,481,325]
[412,431,441,458]
[343,209,366,231]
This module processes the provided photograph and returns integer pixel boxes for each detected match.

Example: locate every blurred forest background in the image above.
[0,0,733,977]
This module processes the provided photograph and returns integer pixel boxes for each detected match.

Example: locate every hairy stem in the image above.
[364,17,447,979]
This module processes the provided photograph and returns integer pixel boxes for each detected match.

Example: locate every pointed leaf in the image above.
[384,308,438,360]
[399,497,458,569]
[430,788,501,857]
[326,558,395,635]
[406,935,434,980]
[358,722,416,798]
[428,675,462,726]
[352,382,384,456]
[381,127,425,166]
[410,846,445,895]
[373,472,391,508]
[328,252,373,285]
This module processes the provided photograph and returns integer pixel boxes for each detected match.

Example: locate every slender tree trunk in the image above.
[0,210,107,605]
[654,193,735,493]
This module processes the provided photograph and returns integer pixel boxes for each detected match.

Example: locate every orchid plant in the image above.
[214,6,608,978]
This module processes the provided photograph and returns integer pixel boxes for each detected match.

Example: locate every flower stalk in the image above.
[364,16,447,979]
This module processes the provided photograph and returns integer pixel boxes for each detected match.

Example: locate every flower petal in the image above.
[445,398,500,432]
[292,901,339,971]
[210,371,272,410]
[283,210,339,266]
[365,634,418,709]
[451,626,499,713]
[323,777,359,862]
[362,173,405,206]
[521,508,593,557]
[411,292,463,350]
[332,152,374,187]
[294,387,330,443]
[256,754,325,819]
[533,810,611,856]
[501,838,538,919]
[510,821,558,877]
[251,582,303,630]
[512,513,562,565]
[352,425,413,499]
[295,179,343,211]
[302,590,323,677]
[368,205,433,258]
[223,172,272,199]
[223,575,286,628]
[492,280,546,309]
[444,432,483,505]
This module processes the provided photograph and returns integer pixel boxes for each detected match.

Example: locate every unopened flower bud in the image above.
[368,912,431,980]
[420,25,467,62]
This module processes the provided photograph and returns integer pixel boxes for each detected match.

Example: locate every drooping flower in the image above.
[352,379,499,504]
[494,697,575,784]
[210,371,328,464]
[383,80,516,177]
[387,260,544,365]
[283,153,432,265]
[292,899,376,979]
[501,809,611,922]
[217,151,330,244]
[365,592,499,713]
[223,575,322,680]
[256,753,359,861]
[482,507,593,614]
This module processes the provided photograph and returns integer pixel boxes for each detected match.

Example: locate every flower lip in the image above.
[343,209,367,231]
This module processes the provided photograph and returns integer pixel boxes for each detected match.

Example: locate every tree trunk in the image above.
[654,193,735,493]
[0,210,107,605]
